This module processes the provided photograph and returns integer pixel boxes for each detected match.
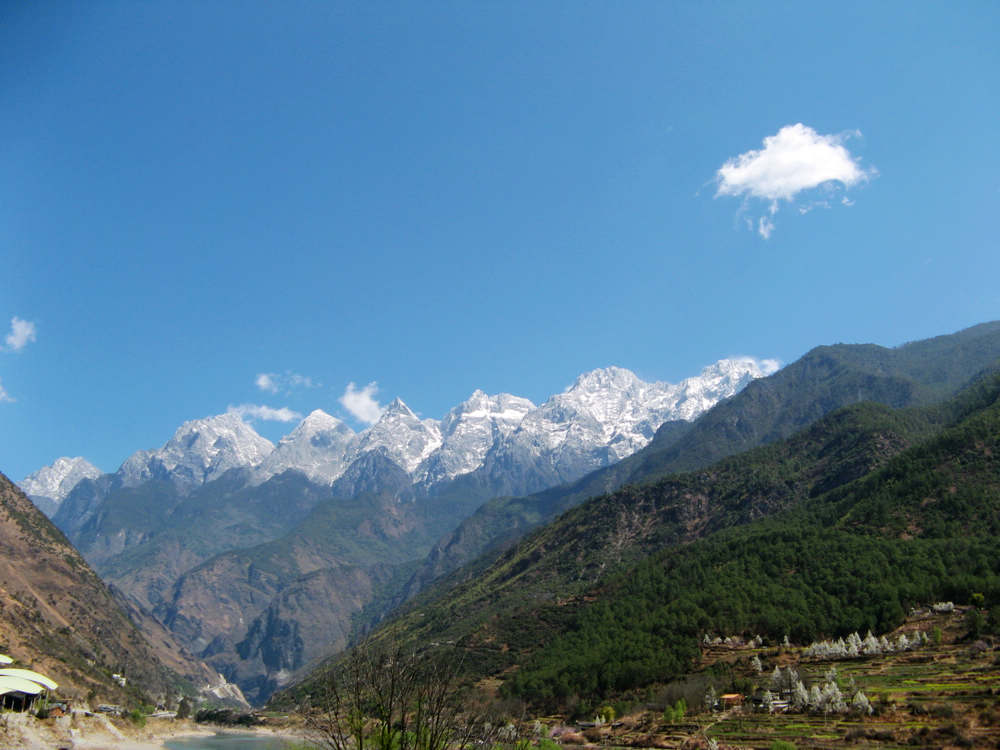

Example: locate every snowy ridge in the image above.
[493,357,781,472]
[28,356,781,499]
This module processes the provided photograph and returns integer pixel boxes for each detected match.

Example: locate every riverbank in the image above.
[0,713,310,750]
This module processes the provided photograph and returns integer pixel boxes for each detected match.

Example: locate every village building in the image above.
[0,657,59,714]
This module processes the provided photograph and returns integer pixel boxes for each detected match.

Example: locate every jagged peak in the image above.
[451,389,534,415]
[293,409,348,434]
[175,410,247,433]
[568,366,643,391]
[165,412,274,456]
[20,457,102,502]
[698,356,781,379]
[381,397,418,420]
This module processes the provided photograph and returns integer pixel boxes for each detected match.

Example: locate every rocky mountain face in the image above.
[154,458,429,702]
[20,456,101,517]
[0,471,246,709]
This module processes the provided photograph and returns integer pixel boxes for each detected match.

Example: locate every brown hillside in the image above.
[0,471,219,705]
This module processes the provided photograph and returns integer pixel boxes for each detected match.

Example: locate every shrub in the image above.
[663,698,687,722]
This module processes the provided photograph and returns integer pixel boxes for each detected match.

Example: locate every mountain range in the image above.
[21,358,776,701]
[15,321,1000,706]
[25,358,777,512]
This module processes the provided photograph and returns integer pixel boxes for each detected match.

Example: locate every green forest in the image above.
[503,375,1000,706]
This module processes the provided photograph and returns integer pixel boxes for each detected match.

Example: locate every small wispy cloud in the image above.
[4,317,37,352]
[339,381,385,425]
[255,373,278,393]
[756,357,782,375]
[715,123,875,238]
[254,371,317,394]
[0,378,13,403]
[228,404,303,422]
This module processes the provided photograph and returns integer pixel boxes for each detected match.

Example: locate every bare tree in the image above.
[305,641,515,750]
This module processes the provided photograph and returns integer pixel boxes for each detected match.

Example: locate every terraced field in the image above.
[570,611,999,749]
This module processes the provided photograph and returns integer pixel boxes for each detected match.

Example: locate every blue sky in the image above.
[2,1,998,478]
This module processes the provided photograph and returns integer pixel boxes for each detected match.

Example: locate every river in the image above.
[164,732,307,749]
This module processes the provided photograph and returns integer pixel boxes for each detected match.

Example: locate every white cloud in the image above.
[288,373,314,388]
[715,123,874,237]
[255,373,278,393]
[4,317,37,352]
[756,358,782,375]
[254,371,316,394]
[228,404,302,422]
[0,378,13,403]
[339,381,385,425]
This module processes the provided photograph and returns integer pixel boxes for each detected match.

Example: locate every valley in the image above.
[5,323,1000,749]
[6,4,997,746]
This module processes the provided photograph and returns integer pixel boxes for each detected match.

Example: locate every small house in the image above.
[720,693,743,708]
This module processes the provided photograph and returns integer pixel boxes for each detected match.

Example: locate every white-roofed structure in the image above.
[0,674,48,712]
[0,668,57,691]
[0,675,44,695]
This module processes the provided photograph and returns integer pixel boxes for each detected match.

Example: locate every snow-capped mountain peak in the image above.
[254,409,357,485]
[20,457,101,506]
[383,397,417,418]
[487,357,781,489]
[444,390,536,429]
[290,409,346,437]
[666,356,781,421]
[25,356,780,500]
[568,365,642,391]
[117,412,274,489]
[415,390,535,484]
[357,397,442,473]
